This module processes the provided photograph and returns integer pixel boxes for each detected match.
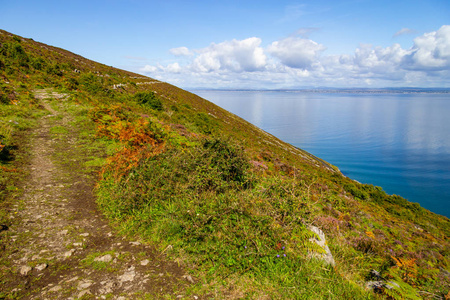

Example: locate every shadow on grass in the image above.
[0,145,18,163]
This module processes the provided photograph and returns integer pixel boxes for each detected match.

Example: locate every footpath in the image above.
[1,91,197,299]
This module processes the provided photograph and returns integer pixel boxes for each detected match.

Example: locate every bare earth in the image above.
[2,91,197,299]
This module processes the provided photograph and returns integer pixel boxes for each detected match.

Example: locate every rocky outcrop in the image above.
[308,225,335,266]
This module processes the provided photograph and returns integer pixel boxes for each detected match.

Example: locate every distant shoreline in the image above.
[189,88,450,94]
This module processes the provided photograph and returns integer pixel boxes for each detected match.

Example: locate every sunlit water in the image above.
[192,90,450,218]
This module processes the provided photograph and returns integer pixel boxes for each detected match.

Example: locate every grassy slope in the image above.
[1,30,449,299]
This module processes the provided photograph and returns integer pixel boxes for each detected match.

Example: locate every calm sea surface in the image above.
[192,90,450,218]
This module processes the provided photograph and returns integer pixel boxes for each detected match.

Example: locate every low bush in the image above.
[134,91,163,111]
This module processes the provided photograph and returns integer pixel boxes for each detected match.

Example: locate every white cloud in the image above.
[267,37,326,69]
[393,28,417,37]
[191,37,267,73]
[294,27,319,38]
[403,25,450,70]
[166,62,182,73]
[352,43,409,74]
[138,26,450,88]
[140,64,159,72]
[170,47,193,57]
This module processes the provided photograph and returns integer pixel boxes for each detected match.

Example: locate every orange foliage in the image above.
[365,231,375,239]
[390,256,419,285]
[0,165,20,173]
[91,105,166,179]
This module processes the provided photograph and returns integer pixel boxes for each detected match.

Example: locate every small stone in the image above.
[119,270,136,282]
[366,280,384,290]
[78,281,93,290]
[140,259,150,266]
[66,276,79,283]
[80,233,89,237]
[20,265,32,275]
[94,254,112,263]
[35,263,48,271]
[64,249,76,258]
[59,230,69,235]
[73,242,82,247]
[182,275,195,284]
[117,297,126,300]
[49,285,62,292]
[130,241,141,246]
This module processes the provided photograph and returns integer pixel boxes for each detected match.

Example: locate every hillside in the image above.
[1,29,449,299]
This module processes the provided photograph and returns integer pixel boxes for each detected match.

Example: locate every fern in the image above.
[382,278,421,300]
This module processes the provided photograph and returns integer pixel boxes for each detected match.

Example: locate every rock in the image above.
[366,281,384,290]
[119,270,136,282]
[66,276,79,283]
[182,275,195,284]
[370,269,381,279]
[49,285,62,292]
[78,280,93,290]
[99,280,114,294]
[94,254,113,263]
[19,265,32,275]
[140,259,150,266]
[130,241,141,246]
[308,225,335,266]
[59,229,68,235]
[35,263,48,271]
[64,249,76,258]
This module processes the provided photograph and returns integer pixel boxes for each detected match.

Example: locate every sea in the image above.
[191,89,450,218]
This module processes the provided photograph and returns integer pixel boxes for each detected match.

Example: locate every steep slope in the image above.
[1,30,449,299]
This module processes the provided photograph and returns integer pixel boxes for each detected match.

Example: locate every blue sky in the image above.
[1,0,449,89]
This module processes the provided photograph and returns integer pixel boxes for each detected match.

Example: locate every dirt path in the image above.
[2,91,197,299]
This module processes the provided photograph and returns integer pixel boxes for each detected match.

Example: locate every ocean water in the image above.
[192,90,450,218]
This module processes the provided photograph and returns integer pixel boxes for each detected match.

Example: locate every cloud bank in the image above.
[140,25,450,88]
